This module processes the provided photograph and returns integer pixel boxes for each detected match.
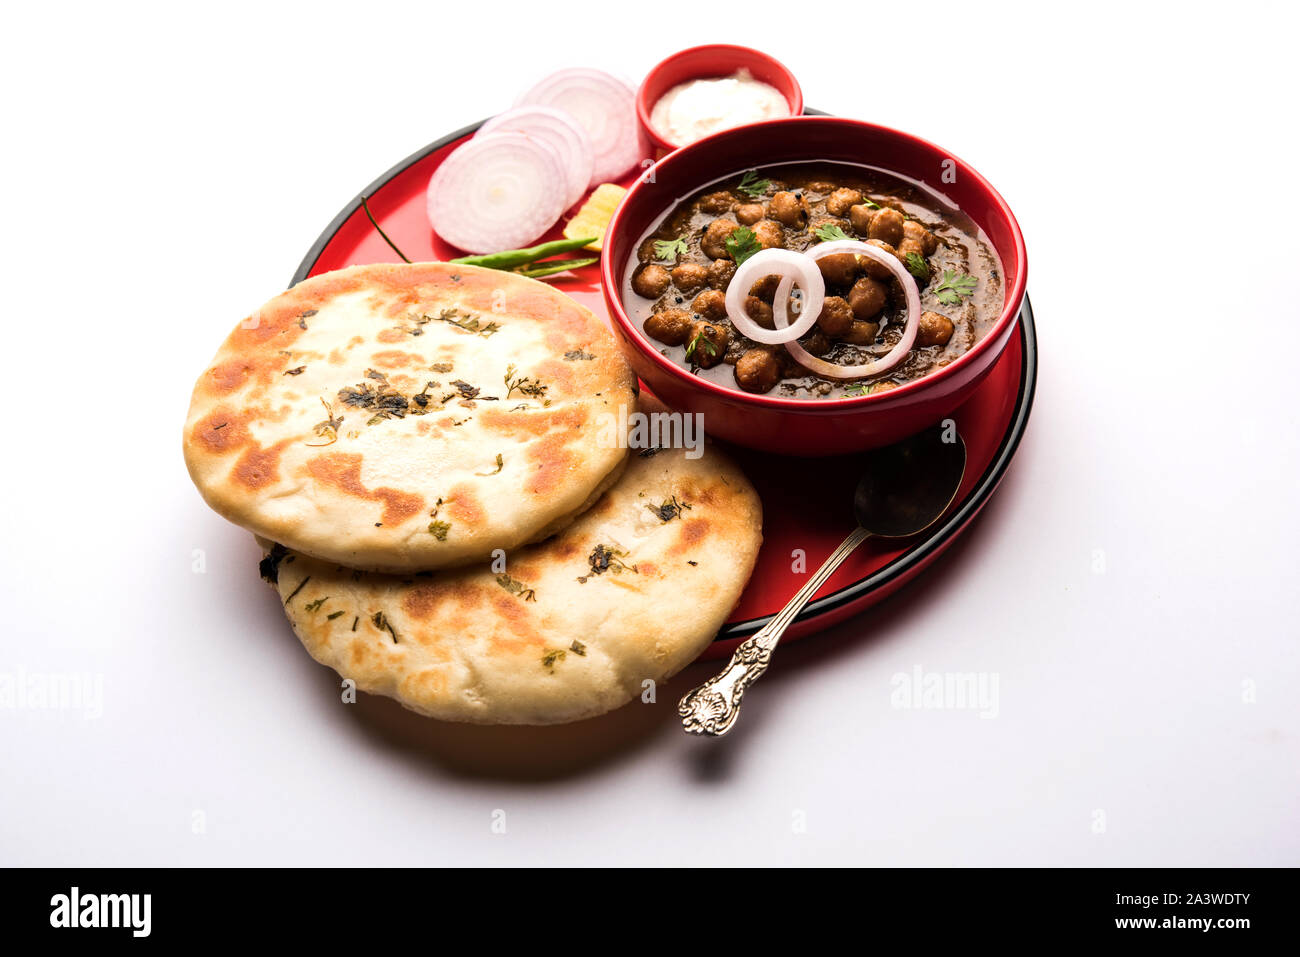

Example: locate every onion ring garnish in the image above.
[723,248,826,345]
[773,240,922,380]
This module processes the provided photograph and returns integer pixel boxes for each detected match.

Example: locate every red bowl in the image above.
[600,115,1028,457]
[636,44,803,154]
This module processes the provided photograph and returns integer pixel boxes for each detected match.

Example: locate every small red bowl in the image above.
[636,44,803,154]
[600,115,1028,457]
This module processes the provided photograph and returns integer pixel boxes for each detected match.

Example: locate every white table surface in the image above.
[2,1,1296,867]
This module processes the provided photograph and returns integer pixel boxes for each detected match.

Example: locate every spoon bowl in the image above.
[854,426,968,538]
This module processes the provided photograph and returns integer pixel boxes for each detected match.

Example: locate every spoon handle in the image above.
[678,525,872,736]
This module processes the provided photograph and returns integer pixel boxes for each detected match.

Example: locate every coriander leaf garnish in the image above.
[903,252,930,280]
[684,329,719,363]
[449,380,480,400]
[431,308,499,337]
[283,576,311,606]
[736,170,771,199]
[933,270,978,306]
[576,544,638,583]
[725,226,761,265]
[646,495,692,522]
[504,364,547,399]
[338,377,409,422]
[371,611,399,643]
[305,398,344,447]
[496,573,537,602]
[410,381,438,412]
[858,198,880,210]
[814,223,851,242]
[653,237,689,262]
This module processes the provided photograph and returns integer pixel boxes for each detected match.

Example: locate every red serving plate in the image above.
[292,118,1037,660]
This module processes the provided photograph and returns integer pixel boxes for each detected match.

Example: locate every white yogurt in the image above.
[650,69,790,147]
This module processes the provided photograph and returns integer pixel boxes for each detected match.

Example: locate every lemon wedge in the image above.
[564,184,628,251]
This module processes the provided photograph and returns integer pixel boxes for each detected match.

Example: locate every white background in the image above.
[1,1,1296,866]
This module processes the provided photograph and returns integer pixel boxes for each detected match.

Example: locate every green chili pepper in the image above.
[513,256,599,279]
[450,237,597,270]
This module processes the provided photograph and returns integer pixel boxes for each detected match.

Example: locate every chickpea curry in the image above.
[623,163,1003,398]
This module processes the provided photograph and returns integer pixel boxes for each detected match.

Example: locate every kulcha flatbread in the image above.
[263,431,763,725]
[184,262,636,572]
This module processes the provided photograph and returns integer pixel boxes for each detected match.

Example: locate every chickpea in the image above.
[817,252,859,288]
[816,296,855,337]
[849,203,876,235]
[644,308,692,346]
[897,239,928,281]
[777,349,804,378]
[903,220,938,255]
[637,237,661,263]
[826,188,864,217]
[744,295,774,329]
[691,288,727,321]
[671,262,709,293]
[687,320,728,368]
[897,238,926,260]
[917,311,955,347]
[802,332,832,356]
[749,274,780,302]
[707,258,736,290]
[809,216,849,240]
[702,219,739,259]
[806,180,836,194]
[862,239,898,279]
[842,320,880,344]
[734,349,782,394]
[699,191,734,214]
[735,202,766,225]
[870,381,900,394]
[632,263,671,299]
[848,277,888,319]
[886,277,908,305]
[868,207,905,246]
[769,191,809,228]
[752,219,785,249]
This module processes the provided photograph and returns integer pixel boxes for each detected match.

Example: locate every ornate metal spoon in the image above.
[679,424,968,736]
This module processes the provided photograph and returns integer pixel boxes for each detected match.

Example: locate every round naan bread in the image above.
[263,434,763,724]
[184,263,636,572]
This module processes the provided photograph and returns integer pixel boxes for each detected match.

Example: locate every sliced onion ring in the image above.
[515,68,642,186]
[479,106,594,210]
[723,248,825,345]
[426,132,567,255]
[773,240,922,380]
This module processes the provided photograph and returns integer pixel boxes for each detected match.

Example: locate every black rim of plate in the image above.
[289,113,1038,644]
